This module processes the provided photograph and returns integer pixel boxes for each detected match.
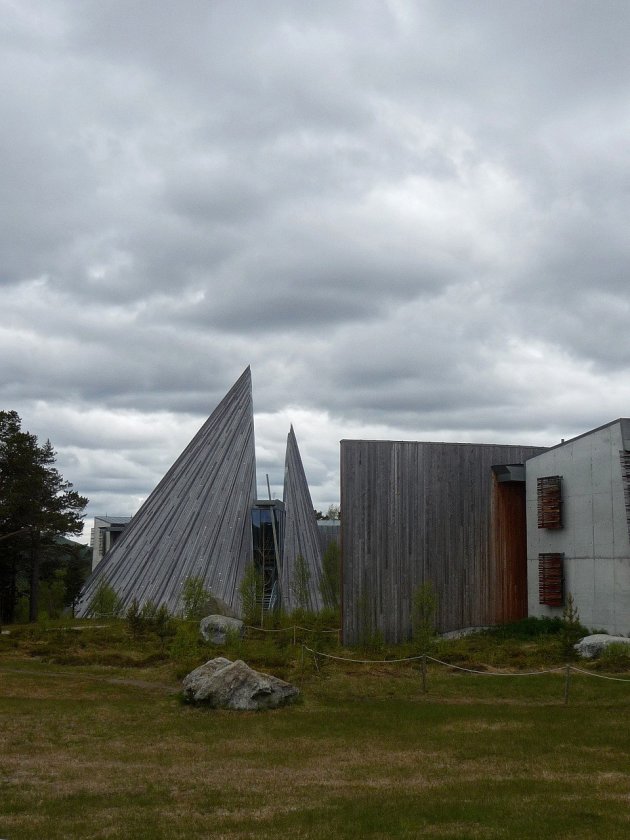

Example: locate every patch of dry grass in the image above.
[2,626,630,839]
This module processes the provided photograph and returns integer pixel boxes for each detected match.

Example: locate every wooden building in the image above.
[77,368,327,619]
[340,440,546,643]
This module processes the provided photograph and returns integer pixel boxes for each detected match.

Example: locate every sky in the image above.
[2,1,630,541]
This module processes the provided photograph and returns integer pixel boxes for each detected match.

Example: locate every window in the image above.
[537,475,562,529]
[538,553,564,606]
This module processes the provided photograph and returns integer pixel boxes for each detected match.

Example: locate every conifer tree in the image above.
[0,411,88,622]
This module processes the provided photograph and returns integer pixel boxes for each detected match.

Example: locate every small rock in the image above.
[182,657,299,710]
[574,634,630,658]
[199,614,244,644]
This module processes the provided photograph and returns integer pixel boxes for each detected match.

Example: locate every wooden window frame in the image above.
[537,475,562,529]
[538,553,564,607]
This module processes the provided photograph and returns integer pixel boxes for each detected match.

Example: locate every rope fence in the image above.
[302,645,630,703]
[245,624,341,645]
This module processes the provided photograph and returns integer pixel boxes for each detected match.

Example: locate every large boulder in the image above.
[200,614,244,644]
[574,634,630,658]
[182,657,299,710]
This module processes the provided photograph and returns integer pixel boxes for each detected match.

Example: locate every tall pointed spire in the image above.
[77,368,256,616]
[280,426,325,612]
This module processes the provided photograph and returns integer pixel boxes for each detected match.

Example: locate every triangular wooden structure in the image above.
[76,368,256,616]
[280,426,325,612]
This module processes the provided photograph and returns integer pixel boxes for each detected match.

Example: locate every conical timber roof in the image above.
[280,426,325,612]
[77,368,256,616]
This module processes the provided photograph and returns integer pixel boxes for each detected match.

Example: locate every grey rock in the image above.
[574,634,630,658]
[199,614,244,644]
[440,626,488,640]
[182,657,233,698]
[182,657,299,710]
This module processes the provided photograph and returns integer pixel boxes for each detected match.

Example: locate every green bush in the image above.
[170,621,208,677]
[180,577,217,620]
[291,555,311,611]
[411,581,438,653]
[598,642,630,671]
[561,593,587,658]
[88,580,123,618]
[238,563,263,626]
[489,614,588,642]
[125,598,144,639]
[125,599,175,648]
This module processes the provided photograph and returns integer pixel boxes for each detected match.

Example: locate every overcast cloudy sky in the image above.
[3,1,630,537]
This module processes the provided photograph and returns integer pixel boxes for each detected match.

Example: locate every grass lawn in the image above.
[1,622,630,839]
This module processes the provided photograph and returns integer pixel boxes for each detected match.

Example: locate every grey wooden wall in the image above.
[281,426,325,612]
[341,440,545,644]
[76,368,256,617]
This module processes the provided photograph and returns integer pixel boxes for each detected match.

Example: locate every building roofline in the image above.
[528,417,630,455]
[340,439,546,450]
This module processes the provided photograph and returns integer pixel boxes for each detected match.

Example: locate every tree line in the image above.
[0,411,88,623]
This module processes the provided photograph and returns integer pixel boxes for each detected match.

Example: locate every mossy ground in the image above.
[1,618,629,839]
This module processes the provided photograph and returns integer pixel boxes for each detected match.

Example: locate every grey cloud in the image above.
[3,1,630,525]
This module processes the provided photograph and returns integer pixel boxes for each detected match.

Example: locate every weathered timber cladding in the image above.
[77,368,257,617]
[537,475,563,529]
[341,440,545,643]
[538,553,564,606]
[281,426,325,612]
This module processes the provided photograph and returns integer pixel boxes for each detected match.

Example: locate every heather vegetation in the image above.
[2,613,630,838]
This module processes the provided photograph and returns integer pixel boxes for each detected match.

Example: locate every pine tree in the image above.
[0,411,88,622]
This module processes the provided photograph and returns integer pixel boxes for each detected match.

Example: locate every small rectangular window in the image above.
[537,475,562,529]
[538,553,564,606]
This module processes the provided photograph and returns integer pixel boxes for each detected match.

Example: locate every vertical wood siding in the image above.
[341,440,545,643]
[76,368,257,617]
[490,477,528,623]
[281,426,325,612]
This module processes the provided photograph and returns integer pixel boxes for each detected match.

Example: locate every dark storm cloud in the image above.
[2,0,630,524]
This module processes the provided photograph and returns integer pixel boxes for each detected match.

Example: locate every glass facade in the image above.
[251,501,285,611]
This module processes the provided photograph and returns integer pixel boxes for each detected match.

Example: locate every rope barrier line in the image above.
[303,646,426,664]
[245,625,338,634]
[303,646,630,682]
[304,647,562,673]
[568,665,630,683]
[425,655,565,677]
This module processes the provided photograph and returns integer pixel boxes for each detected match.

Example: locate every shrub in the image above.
[125,598,144,639]
[154,604,176,649]
[170,621,207,676]
[38,570,67,620]
[598,642,630,671]
[411,581,438,653]
[88,580,123,618]
[291,554,311,611]
[239,563,264,626]
[561,593,587,658]
[180,577,216,620]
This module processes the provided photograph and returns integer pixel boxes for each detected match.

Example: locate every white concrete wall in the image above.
[526,421,630,635]
[91,517,107,570]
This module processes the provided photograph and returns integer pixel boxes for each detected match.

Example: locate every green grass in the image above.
[1,619,630,839]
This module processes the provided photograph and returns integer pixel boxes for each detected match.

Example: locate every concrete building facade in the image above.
[90,516,132,571]
[526,419,630,635]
